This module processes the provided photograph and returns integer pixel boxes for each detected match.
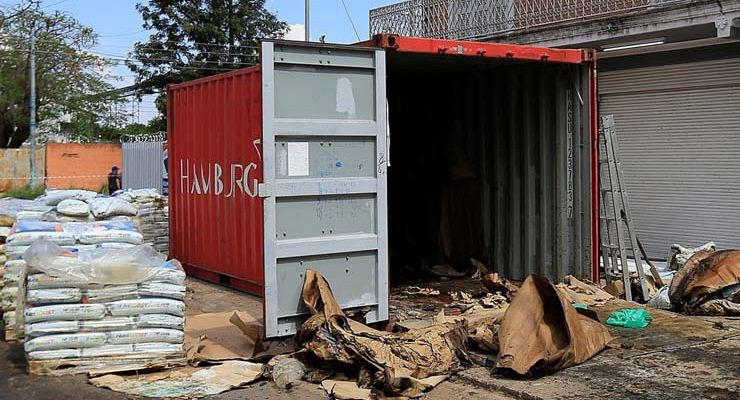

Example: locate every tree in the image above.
[129,0,288,121]
[0,2,125,148]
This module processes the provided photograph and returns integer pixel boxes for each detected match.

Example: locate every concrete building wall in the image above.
[0,148,46,192]
[45,143,121,191]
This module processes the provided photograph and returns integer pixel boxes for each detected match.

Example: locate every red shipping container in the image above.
[169,35,598,337]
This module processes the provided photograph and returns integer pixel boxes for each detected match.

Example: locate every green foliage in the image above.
[130,0,288,122]
[0,1,126,148]
[1,184,45,200]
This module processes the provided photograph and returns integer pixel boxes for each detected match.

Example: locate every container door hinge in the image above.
[258,183,271,198]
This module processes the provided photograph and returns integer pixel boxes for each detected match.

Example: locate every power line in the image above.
[9,47,257,68]
[1,33,262,50]
[339,0,361,42]
[98,29,147,37]
[40,0,74,10]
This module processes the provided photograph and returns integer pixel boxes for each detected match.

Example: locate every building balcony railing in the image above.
[370,0,692,40]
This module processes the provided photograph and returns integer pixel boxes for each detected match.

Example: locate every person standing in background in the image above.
[108,166,122,194]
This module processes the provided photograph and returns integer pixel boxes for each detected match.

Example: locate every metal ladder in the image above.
[598,115,649,302]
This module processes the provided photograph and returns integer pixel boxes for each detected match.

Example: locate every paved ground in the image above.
[2,277,738,399]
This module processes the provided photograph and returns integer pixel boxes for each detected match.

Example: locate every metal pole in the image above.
[29,20,37,187]
[304,0,310,41]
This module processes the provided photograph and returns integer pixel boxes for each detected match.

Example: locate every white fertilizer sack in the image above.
[108,298,184,317]
[108,329,184,345]
[27,288,83,304]
[6,231,76,247]
[44,190,97,206]
[27,343,183,359]
[138,314,185,330]
[139,282,185,300]
[27,349,82,360]
[24,303,106,323]
[84,285,139,303]
[89,198,138,219]
[78,230,143,245]
[25,332,107,352]
[25,314,185,337]
[56,199,91,217]
[97,243,136,250]
[27,274,94,289]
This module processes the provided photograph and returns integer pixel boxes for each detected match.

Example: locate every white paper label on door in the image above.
[287,142,309,176]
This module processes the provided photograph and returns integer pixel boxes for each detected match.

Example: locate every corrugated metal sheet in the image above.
[168,66,264,295]
[386,56,595,283]
[122,140,165,191]
[599,57,740,258]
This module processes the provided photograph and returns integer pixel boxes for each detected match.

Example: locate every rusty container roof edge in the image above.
[360,34,595,64]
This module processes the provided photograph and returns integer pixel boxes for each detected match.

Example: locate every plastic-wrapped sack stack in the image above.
[0,198,53,340]
[21,239,186,375]
[3,220,143,341]
[117,189,169,256]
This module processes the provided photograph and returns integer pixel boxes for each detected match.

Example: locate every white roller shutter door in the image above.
[599,57,740,258]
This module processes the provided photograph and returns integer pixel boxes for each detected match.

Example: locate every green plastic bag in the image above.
[606,308,653,329]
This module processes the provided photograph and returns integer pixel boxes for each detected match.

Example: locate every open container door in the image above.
[261,41,389,337]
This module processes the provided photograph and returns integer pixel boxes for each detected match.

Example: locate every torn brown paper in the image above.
[90,360,263,398]
[321,380,372,400]
[670,250,740,314]
[184,311,263,364]
[555,275,614,307]
[300,270,465,392]
[496,275,613,375]
[481,272,518,296]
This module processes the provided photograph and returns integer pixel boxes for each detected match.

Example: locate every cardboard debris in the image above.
[480,292,508,308]
[481,273,518,297]
[669,250,715,306]
[669,250,740,314]
[89,360,263,398]
[469,324,498,353]
[322,379,373,400]
[693,299,740,315]
[496,275,613,375]
[450,290,475,303]
[604,280,626,298]
[470,258,489,279]
[184,311,263,364]
[299,270,464,396]
[401,286,440,296]
[556,275,614,307]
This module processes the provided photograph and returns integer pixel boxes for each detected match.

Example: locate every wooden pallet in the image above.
[3,328,18,342]
[28,353,187,377]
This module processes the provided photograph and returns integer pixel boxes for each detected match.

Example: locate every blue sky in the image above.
[1,0,394,123]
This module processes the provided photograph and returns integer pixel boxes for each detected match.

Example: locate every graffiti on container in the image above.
[179,159,259,198]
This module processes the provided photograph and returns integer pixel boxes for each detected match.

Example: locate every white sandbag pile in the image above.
[21,240,186,375]
[41,189,137,223]
[117,189,169,256]
[3,220,144,339]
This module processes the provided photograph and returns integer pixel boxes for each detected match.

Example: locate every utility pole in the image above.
[29,18,37,187]
[304,0,310,41]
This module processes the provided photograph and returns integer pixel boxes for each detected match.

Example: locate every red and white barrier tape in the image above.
[0,175,109,180]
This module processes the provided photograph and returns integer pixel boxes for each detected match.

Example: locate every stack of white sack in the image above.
[116,189,169,256]
[0,198,53,339]
[41,189,138,223]
[3,220,144,338]
[22,239,186,365]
